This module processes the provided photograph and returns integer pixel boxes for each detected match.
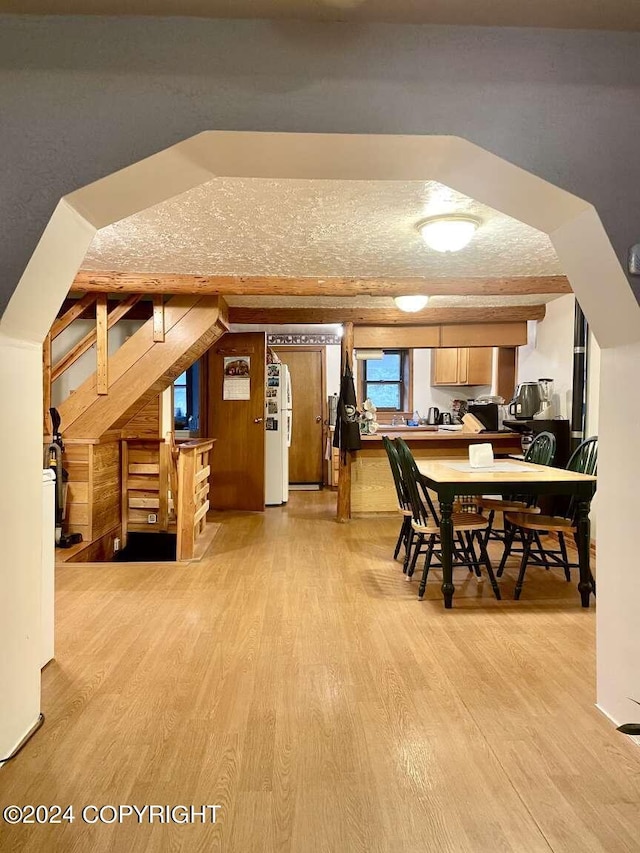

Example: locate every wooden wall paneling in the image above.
[61,442,91,542]
[91,441,121,540]
[121,440,129,547]
[67,525,121,563]
[73,270,571,297]
[153,295,165,343]
[121,396,161,439]
[96,294,108,395]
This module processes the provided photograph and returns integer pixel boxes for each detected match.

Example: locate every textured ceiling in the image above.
[84,178,562,279]
[3,0,640,31]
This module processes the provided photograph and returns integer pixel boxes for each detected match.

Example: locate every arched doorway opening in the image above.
[1,131,638,759]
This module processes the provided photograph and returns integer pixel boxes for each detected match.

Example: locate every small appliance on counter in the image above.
[438,412,453,425]
[426,407,440,425]
[467,402,498,431]
[508,382,543,420]
[534,378,555,419]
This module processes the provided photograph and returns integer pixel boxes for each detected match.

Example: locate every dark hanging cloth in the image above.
[333,358,362,460]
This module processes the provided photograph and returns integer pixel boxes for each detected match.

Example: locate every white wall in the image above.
[51,319,144,408]
[597,340,640,725]
[517,294,575,418]
[0,335,42,760]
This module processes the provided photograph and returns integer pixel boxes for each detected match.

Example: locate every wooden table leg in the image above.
[576,499,594,608]
[439,498,455,609]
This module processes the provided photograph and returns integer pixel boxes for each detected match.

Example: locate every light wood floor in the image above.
[1,492,639,852]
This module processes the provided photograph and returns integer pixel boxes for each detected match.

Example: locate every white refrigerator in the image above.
[265,363,292,506]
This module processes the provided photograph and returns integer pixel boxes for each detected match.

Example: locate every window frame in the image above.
[360,349,413,413]
[173,364,199,431]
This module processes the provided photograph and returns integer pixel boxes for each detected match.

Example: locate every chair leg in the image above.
[483,509,496,550]
[406,532,423,579]
[558,532,571,582]
[477,531,501,601]
[534,531,551,571]
[393,518,407,560]
[465,532,483,578]
[456,531,474,572]
[514,531,534,600]
[498,523,517,577]
[403,527,415,574]
[418,535,436,600]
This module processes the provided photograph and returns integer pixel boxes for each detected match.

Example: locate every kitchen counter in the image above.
[361,430,516,442]
[351,429,522,513]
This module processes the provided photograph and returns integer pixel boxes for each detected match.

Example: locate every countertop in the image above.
[360,430,520,442]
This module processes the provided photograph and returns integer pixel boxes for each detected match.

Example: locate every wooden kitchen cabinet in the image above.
[431,347,493,386]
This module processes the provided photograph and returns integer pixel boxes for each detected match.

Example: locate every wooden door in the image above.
[432,348,459,385]
[206,332,266,511]
[273,347,325,484]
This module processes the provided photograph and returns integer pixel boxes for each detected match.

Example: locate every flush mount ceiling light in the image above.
[393,295,430,313]
[418,215,480,253]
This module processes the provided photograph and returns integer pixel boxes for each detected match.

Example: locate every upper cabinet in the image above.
[431,347,493,387]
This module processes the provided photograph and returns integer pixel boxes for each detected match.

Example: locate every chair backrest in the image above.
[567,436,598,476]
[394,438,439,527]
[382,435,410,511]
[562,436,598,522]
[525,431,557,467]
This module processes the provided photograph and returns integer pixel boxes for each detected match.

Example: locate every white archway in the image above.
[2,132,639,758]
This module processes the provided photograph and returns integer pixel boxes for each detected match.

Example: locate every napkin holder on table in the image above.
[469,443,494,468]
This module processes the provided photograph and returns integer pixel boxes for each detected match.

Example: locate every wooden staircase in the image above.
[58,295,227,440]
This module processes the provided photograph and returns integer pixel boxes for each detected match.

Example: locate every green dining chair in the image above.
[382,435,413,570]
[499,436,598,600]
[395,438,501,601]
[477,431,557,548]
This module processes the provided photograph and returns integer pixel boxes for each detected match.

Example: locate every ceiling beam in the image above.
[72,271,571,298]
[227,305,546,326]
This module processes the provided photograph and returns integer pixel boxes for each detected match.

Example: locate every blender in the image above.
[535,378,554,419]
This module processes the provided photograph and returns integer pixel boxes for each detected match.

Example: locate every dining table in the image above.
[415,457,597,609]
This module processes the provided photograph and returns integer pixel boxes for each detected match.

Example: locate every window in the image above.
[173,362,200,431]
[360,350,410,411]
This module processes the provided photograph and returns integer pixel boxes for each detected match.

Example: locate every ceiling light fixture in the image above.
[418,215,480,253]
[393,295,429,313]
